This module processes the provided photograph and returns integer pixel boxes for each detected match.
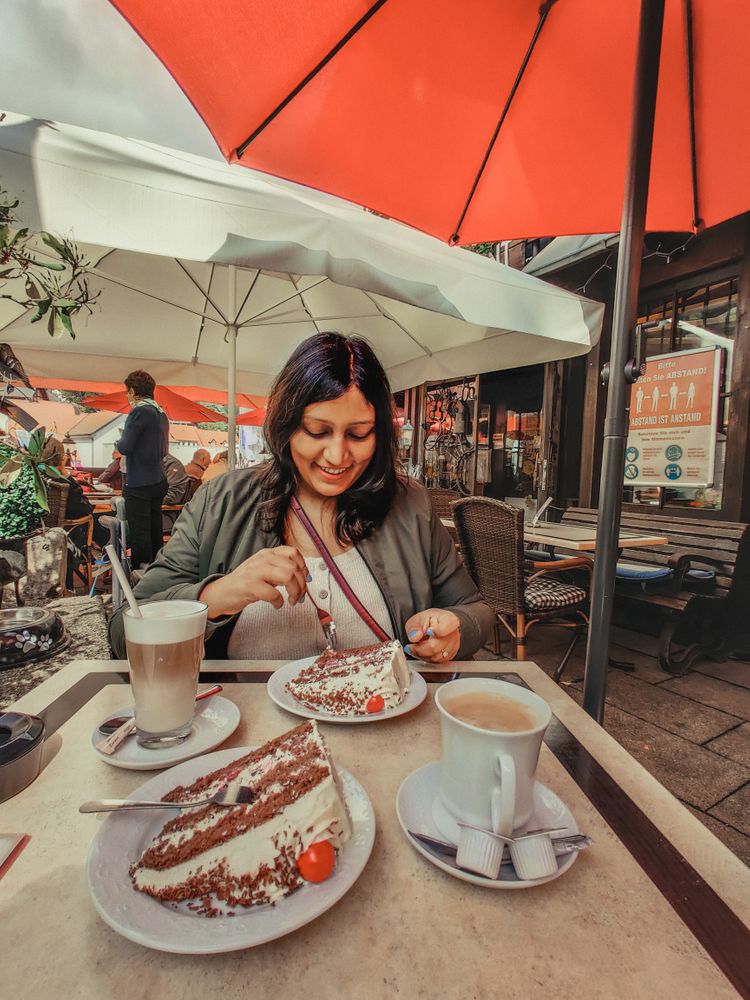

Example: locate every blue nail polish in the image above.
[404,645,412,656]
[426,628,434,637]
[306,572,312,582]
[299,594,306,603]
[408,629,419,639]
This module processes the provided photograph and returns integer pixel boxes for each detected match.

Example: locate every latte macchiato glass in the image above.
[434,678,551,840]
[123,600,208,749]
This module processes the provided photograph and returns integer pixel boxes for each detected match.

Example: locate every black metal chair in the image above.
[452,496,592,681]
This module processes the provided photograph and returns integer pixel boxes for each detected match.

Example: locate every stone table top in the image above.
[2,660,749,999]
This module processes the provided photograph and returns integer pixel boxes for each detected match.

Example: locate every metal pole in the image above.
[582,0,665,722]
[227,264,237,471]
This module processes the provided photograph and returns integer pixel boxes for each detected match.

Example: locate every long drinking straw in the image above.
[104,543,142,618]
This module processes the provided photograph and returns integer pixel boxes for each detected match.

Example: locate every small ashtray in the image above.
[456,824,509,879]
[508,832,558,880]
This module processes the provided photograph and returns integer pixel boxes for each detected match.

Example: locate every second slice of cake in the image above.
[286,639,410,716]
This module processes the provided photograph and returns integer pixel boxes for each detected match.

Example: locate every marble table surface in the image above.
[2,659,749,998]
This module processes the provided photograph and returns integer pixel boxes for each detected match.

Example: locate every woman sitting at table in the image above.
[109,334,493,662]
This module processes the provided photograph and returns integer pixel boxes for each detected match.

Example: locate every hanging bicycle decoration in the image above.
[420,380,476,494]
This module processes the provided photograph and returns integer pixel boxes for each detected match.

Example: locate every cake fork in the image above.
[305,588,337,650]
[79,785,256,813]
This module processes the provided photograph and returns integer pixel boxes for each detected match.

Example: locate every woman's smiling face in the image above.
[289,385,377,500]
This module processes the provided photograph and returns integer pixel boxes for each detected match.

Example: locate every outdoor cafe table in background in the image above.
[2,660,749,997]
[440,518,668,554]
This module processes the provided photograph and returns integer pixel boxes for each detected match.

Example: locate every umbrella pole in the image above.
[582,0,665,723]
[227,264,237,471]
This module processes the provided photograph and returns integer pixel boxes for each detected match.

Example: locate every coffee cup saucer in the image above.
[90,696,240,771]
[396,761,579,890]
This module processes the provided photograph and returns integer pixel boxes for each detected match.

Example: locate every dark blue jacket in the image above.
[116,403,169,488]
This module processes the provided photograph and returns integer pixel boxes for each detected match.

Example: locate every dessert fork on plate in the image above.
[79,785,256,813]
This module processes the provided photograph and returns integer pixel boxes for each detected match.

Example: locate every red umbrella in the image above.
[111,1,747,242]
[37,376,267,411]
[236,407,267,427]
[110,0,747,723]
[82,386,220,423]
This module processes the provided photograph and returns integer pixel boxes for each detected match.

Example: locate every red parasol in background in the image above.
[82,386,220,423]
[235,407,267,427]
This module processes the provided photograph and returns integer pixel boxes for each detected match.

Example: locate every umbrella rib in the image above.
[82,264,227,325]
[192,262,216,364]
[236,0,390,158]
[234,269,262,326]
[684,0,701,232]
[359,290,433,356]
[450,0,558,244]
[290,275,322,334]
[237,277,329,327]
[241,314,381,327]
[174,259,229,325]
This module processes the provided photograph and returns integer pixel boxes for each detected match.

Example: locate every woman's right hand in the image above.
[199,546,309,618]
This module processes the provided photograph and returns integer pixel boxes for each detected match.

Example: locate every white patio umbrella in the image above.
[0,114,603,454]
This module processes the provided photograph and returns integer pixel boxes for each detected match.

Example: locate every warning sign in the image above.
[624,347,722,487]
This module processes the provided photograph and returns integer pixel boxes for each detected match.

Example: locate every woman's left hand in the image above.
[403,609,461,663]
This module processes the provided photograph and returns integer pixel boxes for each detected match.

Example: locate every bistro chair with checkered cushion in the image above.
[452,496,591,681]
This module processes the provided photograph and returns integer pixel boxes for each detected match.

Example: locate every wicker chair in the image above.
[426,487,463,519]
[452,496,592,681]
[43,478,70,529]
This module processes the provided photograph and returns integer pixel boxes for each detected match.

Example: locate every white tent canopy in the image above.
[0,115,602,395]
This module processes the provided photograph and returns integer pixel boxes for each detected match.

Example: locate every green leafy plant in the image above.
[0,426,63,511]
[0,440,43,539]
[0,186,98,338]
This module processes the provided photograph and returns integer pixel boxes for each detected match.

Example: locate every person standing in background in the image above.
[116,370,169,568]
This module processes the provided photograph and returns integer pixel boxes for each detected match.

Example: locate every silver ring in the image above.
[441,648,449,659]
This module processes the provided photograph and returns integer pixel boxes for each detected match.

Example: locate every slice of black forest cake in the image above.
[286,639,410,715]
[130,720,351,912]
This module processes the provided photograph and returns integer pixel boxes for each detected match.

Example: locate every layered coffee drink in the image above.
[123,601,208,748]
[443,691,537,733]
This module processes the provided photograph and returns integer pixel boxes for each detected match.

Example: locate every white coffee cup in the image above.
[433,678,551,839]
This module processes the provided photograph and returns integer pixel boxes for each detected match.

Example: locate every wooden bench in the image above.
[560,507,750,674]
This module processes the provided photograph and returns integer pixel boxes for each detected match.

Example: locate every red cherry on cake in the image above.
[366,694,385,714]
[297,840,336,882]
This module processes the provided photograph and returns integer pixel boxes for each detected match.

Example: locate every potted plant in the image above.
[0,427,64,539]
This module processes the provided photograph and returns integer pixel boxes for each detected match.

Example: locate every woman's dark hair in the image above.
[258,333,401,543]
[124,370,156,399]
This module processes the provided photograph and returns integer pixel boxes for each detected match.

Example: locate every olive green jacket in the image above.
[109,470,493,660]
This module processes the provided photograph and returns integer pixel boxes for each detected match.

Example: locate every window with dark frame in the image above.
[625,272,738,511]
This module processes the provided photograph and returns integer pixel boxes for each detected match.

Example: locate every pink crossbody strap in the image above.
[290,496,390,642]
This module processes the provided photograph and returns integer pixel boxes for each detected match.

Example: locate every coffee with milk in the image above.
[442,691,537,733]
[123,600,208,748]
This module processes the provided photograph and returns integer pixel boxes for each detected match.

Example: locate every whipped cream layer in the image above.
[287,640,410,715]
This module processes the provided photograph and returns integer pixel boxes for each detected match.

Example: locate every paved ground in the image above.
[483,626,750,866]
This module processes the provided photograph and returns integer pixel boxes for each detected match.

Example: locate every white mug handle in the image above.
[490,752,516,838]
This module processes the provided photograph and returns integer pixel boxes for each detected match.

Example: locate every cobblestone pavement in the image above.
[480,625,750,866]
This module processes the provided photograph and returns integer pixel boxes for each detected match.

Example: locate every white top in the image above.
[226,547,395,660]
